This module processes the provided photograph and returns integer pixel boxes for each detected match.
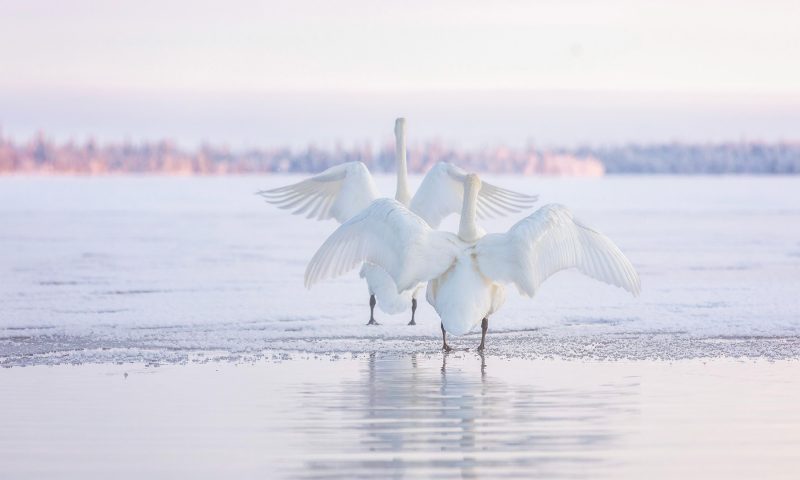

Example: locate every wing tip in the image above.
[303,268,317,290]
[631,278,642,298]
[256,189,293,203]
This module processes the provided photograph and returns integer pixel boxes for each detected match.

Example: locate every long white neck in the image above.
[394,118,411,206]
[458,175,481,243]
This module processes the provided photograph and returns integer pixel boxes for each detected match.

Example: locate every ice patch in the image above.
[1,175,799,366]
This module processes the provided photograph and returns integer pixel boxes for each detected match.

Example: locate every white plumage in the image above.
[260,118,537,321]
[359,264,417,314]
[304,198,463,293]
[409,162,540,228]
[305,174,640,347]
[256,161,379,223]
[475,204,641,298]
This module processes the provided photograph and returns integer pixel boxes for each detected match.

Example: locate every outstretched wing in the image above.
[305,199,460,292]
[475,204,640,297]
[409,162,538,228]
[257,162,379,223]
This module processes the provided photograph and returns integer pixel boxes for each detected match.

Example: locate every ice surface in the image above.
[1,175,799,365]
[1,356,799,479]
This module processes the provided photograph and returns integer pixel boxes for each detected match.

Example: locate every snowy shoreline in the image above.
[3,331,800,367]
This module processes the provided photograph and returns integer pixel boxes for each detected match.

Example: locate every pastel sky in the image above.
[1,0,799,146]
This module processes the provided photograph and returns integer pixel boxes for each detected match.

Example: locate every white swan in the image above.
[259,118,538,325]
[305,174,640,350]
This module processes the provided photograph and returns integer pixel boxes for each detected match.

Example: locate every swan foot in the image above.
[408,298,417,325]
[441,322,451,351]
[477,317,488,351]
[367,294,379,326]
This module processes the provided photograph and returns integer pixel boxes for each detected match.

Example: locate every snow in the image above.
[1,175,799,365]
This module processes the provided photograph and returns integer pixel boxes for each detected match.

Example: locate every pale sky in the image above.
[1,0,799,146]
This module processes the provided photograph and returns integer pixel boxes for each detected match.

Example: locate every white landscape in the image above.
[4,1,800,477]
[1,175,798,363]
[1,175,799,478]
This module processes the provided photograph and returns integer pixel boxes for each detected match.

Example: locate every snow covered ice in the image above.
[1,175,799,366]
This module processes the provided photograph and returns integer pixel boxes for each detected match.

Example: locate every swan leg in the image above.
[366,294,379,326]
[477,317,488,351]
[408,298,417,326]
[441,322,452,352]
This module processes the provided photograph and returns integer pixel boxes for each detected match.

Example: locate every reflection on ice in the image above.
[1,356,797,479]
[294,353,637,479]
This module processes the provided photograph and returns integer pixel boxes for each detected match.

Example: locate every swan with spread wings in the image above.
[305,174,640,350]
[259,119,538,325]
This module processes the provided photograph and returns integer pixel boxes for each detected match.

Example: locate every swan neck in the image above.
[458,182,480,242]
[394,120,411,206]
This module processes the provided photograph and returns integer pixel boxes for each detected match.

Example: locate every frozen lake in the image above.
[1,175,799,365]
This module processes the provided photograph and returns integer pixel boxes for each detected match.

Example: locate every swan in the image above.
[304,174,640,350]
[258,118,538,325]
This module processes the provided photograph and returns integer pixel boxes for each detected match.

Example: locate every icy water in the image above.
[1,355,798,479]
[1,175,799,364]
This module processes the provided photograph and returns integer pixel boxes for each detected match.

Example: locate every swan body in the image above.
[424,201,641,338]
[425,251,506,335]
[260,119,538,321]
[306,174,640,346]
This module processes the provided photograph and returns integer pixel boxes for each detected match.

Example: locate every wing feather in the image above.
[304,199,461,291]
[409,162,538,228]
[257,162,380,223]
[475,204,640,297]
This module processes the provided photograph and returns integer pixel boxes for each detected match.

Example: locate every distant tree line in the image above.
[0,132,603,176]
[570,142,800,174]
[1,131,798,175]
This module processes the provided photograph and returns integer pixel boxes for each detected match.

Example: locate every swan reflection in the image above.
[298,353,637,479]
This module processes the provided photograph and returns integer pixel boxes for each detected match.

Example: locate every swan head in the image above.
[394,118,406,136]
